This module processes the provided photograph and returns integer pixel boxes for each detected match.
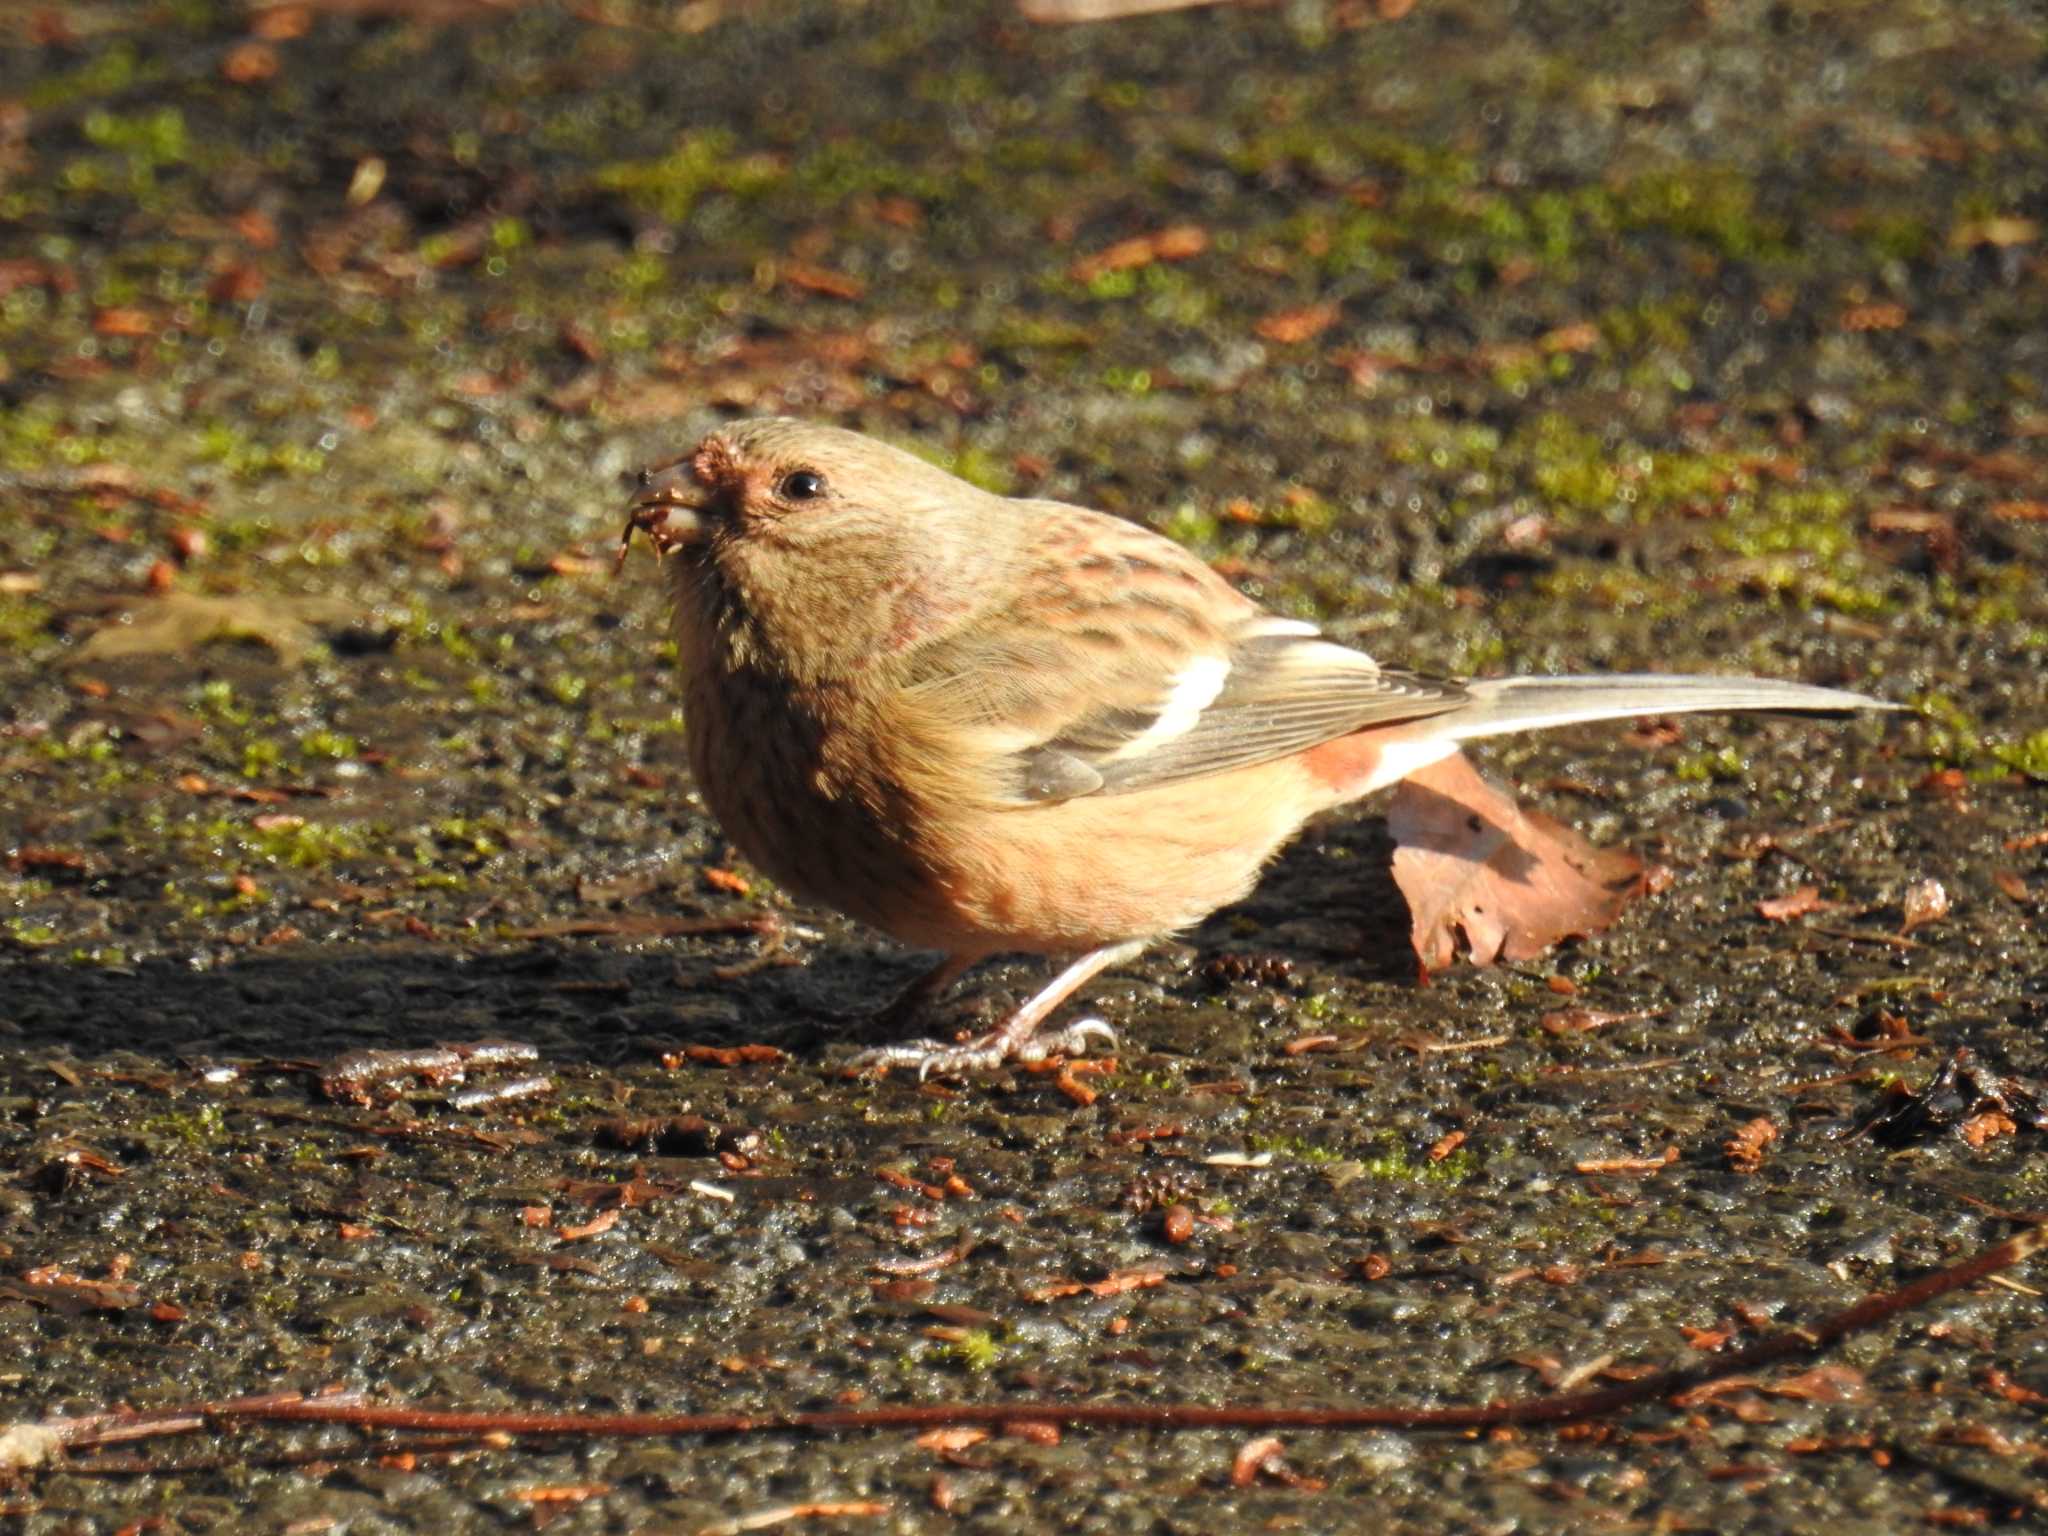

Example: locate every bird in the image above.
[622,417,1892,1076]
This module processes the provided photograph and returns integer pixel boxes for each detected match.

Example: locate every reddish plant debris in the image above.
[1161,1204,1195,1245]
[1068,224,1208,282]
[1916,767,1971,803]
[1757,885,1834,922]
[1230,1434,1326,1491]
[93,307,156,337]
[915,1426,989,1453]
[780,262,866,301]
[1958,1112,2018,1149]
[1388,750,1646,972]
[1990,500,2048,522]
[1723,1117,1778,1175]
[672,1043,787,1068]
[1841,302,1908,331]
[510,1484,611,1506]
[876,1167,951,1201]
[553,1208,620,1243]
[1053,1062,1105,1105]
[1574,1147,1680,1176]
[1992,870,2031,902]
[1539,321,1601,354]
[1106,1122,1185,1146]
[1427,1130,1468,1163]
[1983,1368,2048,1407]
[1253,303,1341,344]
[1022,1267,1164,1303]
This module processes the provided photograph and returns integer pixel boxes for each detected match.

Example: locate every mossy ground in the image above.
[1,2,2045,1531]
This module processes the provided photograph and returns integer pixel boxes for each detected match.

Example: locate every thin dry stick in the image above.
[31,1224,2046,1464]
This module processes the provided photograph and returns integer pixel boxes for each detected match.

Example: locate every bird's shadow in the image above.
[0,815,1423,1063]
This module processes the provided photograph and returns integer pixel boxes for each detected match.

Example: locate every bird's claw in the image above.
[849,1017,1117,1080]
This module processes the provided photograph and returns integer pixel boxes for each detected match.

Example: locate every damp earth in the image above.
[2,2,2046,1530]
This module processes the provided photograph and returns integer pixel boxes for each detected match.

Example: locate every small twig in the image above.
[18,1223,2039,1469]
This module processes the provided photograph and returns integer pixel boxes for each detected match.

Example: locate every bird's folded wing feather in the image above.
[893,509,1469,805]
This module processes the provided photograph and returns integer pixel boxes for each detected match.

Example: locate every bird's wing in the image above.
[893,507,1469,805]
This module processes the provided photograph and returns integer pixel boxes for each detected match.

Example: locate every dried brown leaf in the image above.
[1387,750,1645,971]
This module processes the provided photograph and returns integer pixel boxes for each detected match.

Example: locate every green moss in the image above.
[298,730,357,761]
[1247,1134,1345,1165]
[593,131,785,224]
[1674,745,1746,784]
[1994,729,2048,779]
[903,441,1013,496]
[1359,1134,1476,1186]
[145,1101,228,1149]
[0,596,52,651]
[936,1329,1002,1373]
[4,917,60,948]
[27,42,142,111]
[194,422,327,481]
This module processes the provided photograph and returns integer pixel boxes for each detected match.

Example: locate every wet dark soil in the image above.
[2,1,2046,1530]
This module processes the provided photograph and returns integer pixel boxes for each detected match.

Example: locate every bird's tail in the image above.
[1441,673,1895,745]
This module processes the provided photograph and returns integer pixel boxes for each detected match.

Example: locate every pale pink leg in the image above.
[852,939,1145,1078]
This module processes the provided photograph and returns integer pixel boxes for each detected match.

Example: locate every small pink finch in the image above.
[626,418,1889,1075]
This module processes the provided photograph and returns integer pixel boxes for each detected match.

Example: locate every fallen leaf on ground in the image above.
[1387,750,1646,972]
[77,590,358,665]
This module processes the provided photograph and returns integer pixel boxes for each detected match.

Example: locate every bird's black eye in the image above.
[778,469,825,501]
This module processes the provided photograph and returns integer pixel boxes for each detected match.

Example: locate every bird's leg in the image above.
[851,939,1146,1078]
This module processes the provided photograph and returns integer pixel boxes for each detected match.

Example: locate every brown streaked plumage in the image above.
[626,417,1892,1075]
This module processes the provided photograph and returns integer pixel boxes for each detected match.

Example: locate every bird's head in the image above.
[625,417,1019,675]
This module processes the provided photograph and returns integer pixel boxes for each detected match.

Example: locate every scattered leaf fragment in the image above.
[1723,1118,1777,1175]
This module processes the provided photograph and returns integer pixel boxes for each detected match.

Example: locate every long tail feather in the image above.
[1444,674,1894,744]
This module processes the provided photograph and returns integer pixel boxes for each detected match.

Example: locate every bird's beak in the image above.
[620,455,713,562]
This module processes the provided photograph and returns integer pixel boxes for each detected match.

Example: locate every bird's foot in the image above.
[849,1016,1116,1080]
